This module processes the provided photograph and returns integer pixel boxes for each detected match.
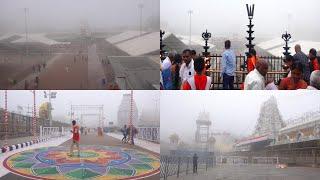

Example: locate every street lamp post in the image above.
[188,10,193,46]
[202,29,212,56]
[160,30,166,58]
[129,90,133,145]
[32,90,37,140]
[24,8,29,56]
[4,90,8,148]
[282,31,292,57]
[138,4,144,36]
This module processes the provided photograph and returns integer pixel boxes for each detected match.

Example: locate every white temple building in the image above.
[117,93,138,128]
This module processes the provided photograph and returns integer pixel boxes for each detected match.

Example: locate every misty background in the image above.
[0,0,159,34]
[161,91,320,144]
[161,0,320,41]
[0,90,160,127]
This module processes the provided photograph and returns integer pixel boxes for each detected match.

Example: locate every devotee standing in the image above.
[293,44,310,82]
[193,153,198,174]
[121,125,128,143]
[244,59,269,90]
[221,40,236,90]
[279,62,308,90]
[69,120,80,157]
[179,49,194,88]
[183,56,212,90]
[161,52,175,90]
[307,70,320,90]
[172,54,182,90]
[309,48,320,72]
[283,55,294,77]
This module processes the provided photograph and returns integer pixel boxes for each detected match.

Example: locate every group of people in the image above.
[160,49,211,90]
[244,44,320,90]
[120,125,138,145]
[160,40,320,90]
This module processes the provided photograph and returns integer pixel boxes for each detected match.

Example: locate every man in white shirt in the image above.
[179,49,194,87]
[244,59,269,90]
[161,52,175,70]
[307,70,320,90]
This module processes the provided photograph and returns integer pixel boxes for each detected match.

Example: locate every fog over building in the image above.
[253,96,285,138]
[117,93,138,127]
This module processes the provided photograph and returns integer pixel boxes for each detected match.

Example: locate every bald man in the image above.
[293,44,310,82]
[244,59,269,90]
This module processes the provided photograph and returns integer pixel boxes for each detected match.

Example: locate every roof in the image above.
[235,134,270,147]
[115,32,158,56]
[106,30,147,44]
[162,33,188,53]
[0,33,70,46]
[257,37,320,57]
[280,111,320,134]
[108,56,159,90]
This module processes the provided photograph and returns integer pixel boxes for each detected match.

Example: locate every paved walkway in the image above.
[0,136,36,147]
[1,133,159,180]
[87,43,105,89]
[108,132,160,154]
[11,53,62,89]
[167,164,320,180]
[0,135,72,177]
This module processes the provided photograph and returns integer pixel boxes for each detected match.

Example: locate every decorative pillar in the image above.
[282,31,292,57]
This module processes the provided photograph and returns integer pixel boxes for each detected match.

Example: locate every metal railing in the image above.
[160,155,215,179]
[136,127,160,143]
[39,126,69,139]
[206,54,286,89]
[217,156,280,165]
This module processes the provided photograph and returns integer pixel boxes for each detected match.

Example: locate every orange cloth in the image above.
[183,74,208,90]
[279,77,308,90]
[247,56,258,73]
[72,125,80,142]
[312,58,320,71]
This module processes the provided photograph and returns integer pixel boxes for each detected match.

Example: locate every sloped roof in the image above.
[115,32,158,56]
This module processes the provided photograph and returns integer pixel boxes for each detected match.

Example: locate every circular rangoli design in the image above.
[3,146,160,179]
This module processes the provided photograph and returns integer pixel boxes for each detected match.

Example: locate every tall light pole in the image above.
[4,90,8,148]
[138,3,144,36]
[188,10,193,46]
[32,90,37,140]
[129,90,133,145]
[24,8,29,56]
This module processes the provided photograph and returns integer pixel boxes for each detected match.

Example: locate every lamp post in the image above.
[282,31,292,57]
[129,90,133,145]
[160,30,166,58]
[202,29,212,56]
[32,90,37,140]
[246,4,255,57]
[24,8,29,56]
[138,4,144,36]
[4,90,8,148]
[188,10,193,46]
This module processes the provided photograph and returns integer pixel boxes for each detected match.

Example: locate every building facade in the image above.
[117,93,138,128]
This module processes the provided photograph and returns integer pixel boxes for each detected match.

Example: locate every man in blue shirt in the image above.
[221,40,236,90]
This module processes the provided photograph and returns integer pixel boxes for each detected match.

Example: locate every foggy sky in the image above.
[0,90,159,127]
[161,0,320,41]
[161,91,320,144]
[0,0,159,33]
